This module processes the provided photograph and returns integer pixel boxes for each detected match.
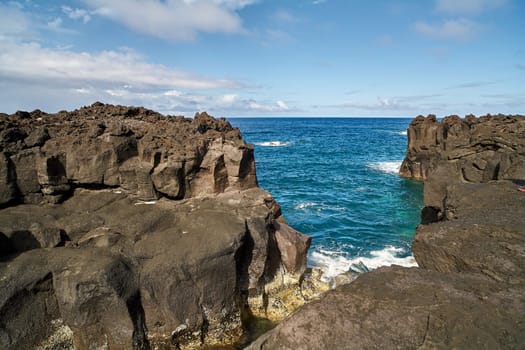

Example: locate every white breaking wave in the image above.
[367,161,402,174]
[254,141,292,147]
[397,130,408,136]
[310,246,418,281]
[294,202,317,210]
[294,202,347,212]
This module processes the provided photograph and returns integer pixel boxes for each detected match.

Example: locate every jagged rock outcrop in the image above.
[0,102,257,204]
[247,114,525,349]
[0,103,313,350]
[399,114,525,220]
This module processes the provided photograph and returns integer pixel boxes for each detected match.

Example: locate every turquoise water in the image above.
[228,118,423,279]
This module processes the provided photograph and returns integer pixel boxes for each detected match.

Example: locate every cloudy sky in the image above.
[0,0,523,117]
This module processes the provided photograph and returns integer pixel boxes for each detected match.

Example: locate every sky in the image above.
[0,0,524,117]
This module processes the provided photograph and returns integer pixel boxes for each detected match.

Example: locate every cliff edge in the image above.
[399,114,525,222]
[0,103,316,349]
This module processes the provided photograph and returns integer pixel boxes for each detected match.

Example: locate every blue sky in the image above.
[0,0,523,117]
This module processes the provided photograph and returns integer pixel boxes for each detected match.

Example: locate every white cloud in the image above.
[0,41,241,90]
[0,4,37,40]
[214,0,257,9]
[247,100,290,112]
[220,94,238,103]
[0,38,291,116]
[62,6,92,23]
[83,0,256,41]
[77,88,289,116]
[276,100,289,110]
[163,90,183,97]
[324,97,412,112]
[435,0,506,15]
[47,17,63,30]
[414,18,481,41]
[74,88,91,94]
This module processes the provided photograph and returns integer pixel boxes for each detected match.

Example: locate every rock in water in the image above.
[0,104,314,349]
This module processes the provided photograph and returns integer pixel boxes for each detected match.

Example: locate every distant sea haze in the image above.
[229,118,423,281]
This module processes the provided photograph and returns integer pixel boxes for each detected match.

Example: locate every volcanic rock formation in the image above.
[0,103,313,349]
[399,114,525,221]
[247,114,525,349]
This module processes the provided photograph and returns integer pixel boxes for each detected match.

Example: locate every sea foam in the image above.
[294,202,317,210]
[310,246,418,281]
[366,161,402,174]
[254,141,292,147]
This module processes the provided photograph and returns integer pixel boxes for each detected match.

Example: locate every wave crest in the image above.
[310,246,418,281]
[366,161,402,174]
[254,141,292,147]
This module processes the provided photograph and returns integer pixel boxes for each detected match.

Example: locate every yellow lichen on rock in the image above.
[248,268,331,322]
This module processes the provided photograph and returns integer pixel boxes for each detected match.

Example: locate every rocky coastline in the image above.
[0,103,326,349]
[248,114,525,349]
[1,108,524,349]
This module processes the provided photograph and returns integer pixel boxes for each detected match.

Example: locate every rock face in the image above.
[248,114,525,349]
[399,114,525,220]
[0,104,312,350]
[0,102,257,204]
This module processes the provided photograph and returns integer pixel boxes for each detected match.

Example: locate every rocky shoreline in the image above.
[0,104,328,349]
[1,108,524,349]
[248,114,525,349]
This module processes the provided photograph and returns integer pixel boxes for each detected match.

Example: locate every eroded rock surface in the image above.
[0,102,257,204]
[249,266,525,350]
[399,114,525,218]
[0,104,314,349]
[413,181,525,286]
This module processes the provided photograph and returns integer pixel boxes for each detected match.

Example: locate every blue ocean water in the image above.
[228,118,423,279]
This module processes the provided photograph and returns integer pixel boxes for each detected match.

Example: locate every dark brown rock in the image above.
[274,222,311,274]
[400,114,525,217]
[24,127,50,148]
[0,103,257,204]
[0,104,311,350]
[413,181,525,285]
[248,266,525,350]
[0,153,17,204]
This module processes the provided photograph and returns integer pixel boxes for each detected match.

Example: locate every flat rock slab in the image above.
[414,181,525,285]
[248,266,525,350]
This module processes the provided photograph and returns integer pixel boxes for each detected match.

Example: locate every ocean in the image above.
[228,118,423,280]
